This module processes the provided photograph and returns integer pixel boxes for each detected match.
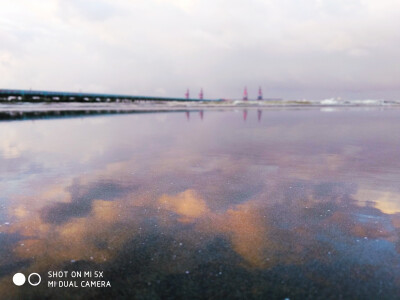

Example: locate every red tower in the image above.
[243,86,248,101]
[199,88,203,100]
[185,89,190,99]
[257,87,263,100]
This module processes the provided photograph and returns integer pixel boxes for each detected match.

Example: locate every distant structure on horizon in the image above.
[243,87,248,101]
[0,89,220,103]
[179,87,280,101]
[258,87,263,100]
[238,87,281,101]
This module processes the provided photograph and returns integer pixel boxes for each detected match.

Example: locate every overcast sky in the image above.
[1,0,399,100]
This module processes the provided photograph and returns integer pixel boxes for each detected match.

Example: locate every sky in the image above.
[0,0,399,100]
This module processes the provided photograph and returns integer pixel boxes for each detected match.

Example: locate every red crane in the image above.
[243,86,248,101]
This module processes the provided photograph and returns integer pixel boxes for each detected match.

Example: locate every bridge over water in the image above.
[0,89,220,102]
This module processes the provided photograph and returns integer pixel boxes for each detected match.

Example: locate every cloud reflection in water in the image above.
[1,109,400,299]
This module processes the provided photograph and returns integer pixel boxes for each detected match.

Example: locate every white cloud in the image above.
[0,0,399,99]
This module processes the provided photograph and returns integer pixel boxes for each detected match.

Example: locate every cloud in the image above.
[159,189,210,222]
[57,0,121,22]
[40,178,136,224]
[1,0,400,99]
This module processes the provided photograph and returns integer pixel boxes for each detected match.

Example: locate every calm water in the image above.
[1,108,400,299]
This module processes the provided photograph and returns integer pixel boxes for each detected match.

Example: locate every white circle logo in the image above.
[13,273,26,286]
[28,273,41,286]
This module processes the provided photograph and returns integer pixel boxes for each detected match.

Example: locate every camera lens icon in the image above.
[12,273,25,286]
[28,273,41,286]
[13,273,41,286]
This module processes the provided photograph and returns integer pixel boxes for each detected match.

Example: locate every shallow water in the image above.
[1,107,400,299]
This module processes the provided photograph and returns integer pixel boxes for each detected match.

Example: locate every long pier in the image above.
[0,89,220,102]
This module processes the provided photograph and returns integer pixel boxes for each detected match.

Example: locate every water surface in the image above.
[1,108,400,299]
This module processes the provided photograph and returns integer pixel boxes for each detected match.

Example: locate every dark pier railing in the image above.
[0,89,220,103]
